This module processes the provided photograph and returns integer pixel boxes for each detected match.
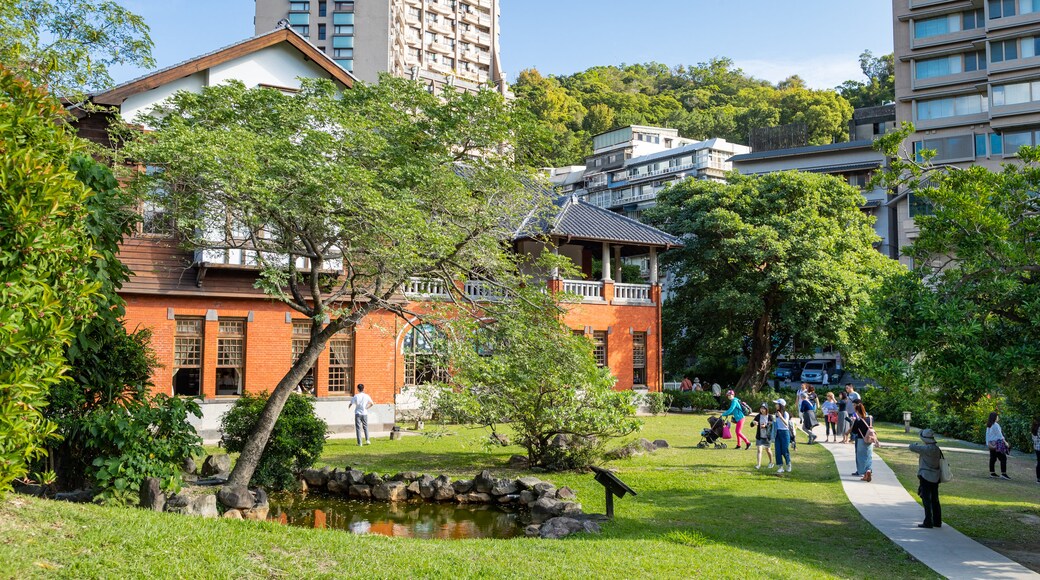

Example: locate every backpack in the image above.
[739,399,752,415]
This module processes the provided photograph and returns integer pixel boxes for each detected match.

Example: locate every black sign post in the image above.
[590,466,636,519]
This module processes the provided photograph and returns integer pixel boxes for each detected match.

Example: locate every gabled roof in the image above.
[516,195,683,248]
[92,26,356,106]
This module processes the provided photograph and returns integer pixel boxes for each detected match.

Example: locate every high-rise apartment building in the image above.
[255,0,506,94]
[892,0,1040,261]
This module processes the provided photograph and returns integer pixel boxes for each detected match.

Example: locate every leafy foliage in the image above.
[0,66,103,493]
[664,391,719,411]
[836,51,895,109]
[121,76,550,487]
[220,393,328,491]
[512,60,854,166]
[645,172,901,391]
[444,287,640,469]
[79,394,202,505]
[860,126,1040,443]
[0,0,153,98]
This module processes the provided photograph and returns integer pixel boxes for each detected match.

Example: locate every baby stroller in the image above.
[697,415,728,449]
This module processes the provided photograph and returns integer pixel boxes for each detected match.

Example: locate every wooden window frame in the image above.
[216,319,246,397]
[173,317,204,397]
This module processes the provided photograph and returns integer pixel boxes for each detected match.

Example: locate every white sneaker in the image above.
[768,463,774,469]
[365,440,372,445]
[777,467,785,474]
[755,464,761,470]
[786,466,792,473]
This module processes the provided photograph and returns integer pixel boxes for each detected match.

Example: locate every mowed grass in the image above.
[872,422,1040,572]
[0,415,937,579]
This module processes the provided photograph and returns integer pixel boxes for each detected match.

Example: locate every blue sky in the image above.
[110,0,894,89]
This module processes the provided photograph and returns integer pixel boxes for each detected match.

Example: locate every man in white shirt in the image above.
[349,384,374,446]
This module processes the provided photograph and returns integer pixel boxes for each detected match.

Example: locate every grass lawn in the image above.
[0,415,937,579]
[873,422,1040,572]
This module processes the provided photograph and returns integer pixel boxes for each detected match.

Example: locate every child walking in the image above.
[750,403,774,470]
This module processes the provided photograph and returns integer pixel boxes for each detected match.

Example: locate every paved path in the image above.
[815,430,1038,579]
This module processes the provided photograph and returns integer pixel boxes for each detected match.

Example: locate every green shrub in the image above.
[666,391,721,411]
[220,393,328,490]
[642,392,667,415]
[80,394,203,505]
[861,385,929,424]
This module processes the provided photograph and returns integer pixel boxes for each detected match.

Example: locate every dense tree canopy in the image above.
[122,77,551,487]
[836,51,896,110]
[512,58,855,166]
[645,172,900,391]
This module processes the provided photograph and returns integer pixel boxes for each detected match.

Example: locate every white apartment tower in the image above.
[255,0,507,95]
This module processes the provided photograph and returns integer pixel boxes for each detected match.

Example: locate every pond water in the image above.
[268,493,527,540]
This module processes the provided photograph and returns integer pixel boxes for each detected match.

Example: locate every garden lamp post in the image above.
[903,411,912,434]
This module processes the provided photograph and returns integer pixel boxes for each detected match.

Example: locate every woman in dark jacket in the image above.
[851,402,874,482]
[909,429,943,528]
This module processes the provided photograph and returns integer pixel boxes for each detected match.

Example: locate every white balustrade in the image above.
[562,280,605,301]
[613,283,652,304]
[464,280,504,302]
[404,277,449,299]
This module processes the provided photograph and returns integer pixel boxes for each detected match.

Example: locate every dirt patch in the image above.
[982,540,1040,573]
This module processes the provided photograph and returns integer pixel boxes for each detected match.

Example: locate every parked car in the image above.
[799,359,837,384]
[773,360,804,383]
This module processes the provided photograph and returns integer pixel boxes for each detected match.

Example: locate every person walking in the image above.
[986,412,1011,480]
[750,403,774,470]
[773,399,793,473]
[719,390,751,450]
[799,386,819,444]
[348,383,374,446]
[822,392,839,443]
[1031,418,1040,485]
[711,382,722,403]
[822,370,830,388]
[680,376,693,392]
[836,391,850,444]
[851,401,874,481]
[909,429,943,528]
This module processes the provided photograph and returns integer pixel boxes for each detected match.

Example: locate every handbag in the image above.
[722,422,732,439]
[939,450,953,483]
[994,440,1010,455]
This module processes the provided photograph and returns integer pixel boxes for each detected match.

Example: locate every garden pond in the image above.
[268,493,527,539]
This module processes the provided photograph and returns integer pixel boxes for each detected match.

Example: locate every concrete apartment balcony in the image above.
[426,1,454,17]
[405,12,421,26]
[909,0,964,8]
[427,60,454,75]
[986,11,1040,32]
[613,283,653,305]
[474,0,494,9]
[911,29,986,51]
[913,111,989,131]
[911,68,988,91]
[989,54,1040,76]
[426,39,453,55]
[427,19,455,36]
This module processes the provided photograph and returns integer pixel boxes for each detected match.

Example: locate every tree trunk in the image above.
[736,311,773,393]
[225,332,332,488]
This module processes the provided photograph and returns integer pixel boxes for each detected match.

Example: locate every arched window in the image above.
[403,323,448,386]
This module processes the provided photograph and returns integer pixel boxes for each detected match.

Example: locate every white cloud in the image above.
[735,54,865,90]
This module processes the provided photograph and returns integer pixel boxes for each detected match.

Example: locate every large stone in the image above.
[363,472,384,486]
[223,509,244,520]
[253,488,268,507]
[518,490,538,505]
[217,485,254,510]
[637,438,657,452]
[652,439,670,449]
[348,485,372,499]
[166,492,218,518]
[473,470,495,494]
[456,492,493,504]
[605,442,644,461]
[538,517,600,540]
[533,482,556,497]
[555,486,576,501]
[516,476,542,490]
[327,478,350,495]
[55,489,95,503]
[558,501,583,516]
[508,455,529,469]
[452,479,474,494]
[530,497,561,523]
[183,457,197,475]
[491,479,518,496]
[525,524,541,537]
[345,469,365,485]
[432,476,455,501]
[200,454,231,477]
[373,481,409,502]
[395,471,420,482]
[302,468,330,488]
[406,480,421,495]
[243,505,270,521]
[417,475,436,500]
[497,494,517,504]
[139,477,165,512]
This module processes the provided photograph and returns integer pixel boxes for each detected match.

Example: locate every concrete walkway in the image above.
[817,432,1038,579]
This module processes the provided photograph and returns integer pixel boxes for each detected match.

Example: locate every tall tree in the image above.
[0,0,153,98]
[644,172,899,391]
[836,50,895,109]
[121,77,550,487]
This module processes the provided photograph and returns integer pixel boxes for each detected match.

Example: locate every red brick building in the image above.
[77,29,680,439]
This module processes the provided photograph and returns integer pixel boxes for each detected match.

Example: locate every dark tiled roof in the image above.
[730,140,876,163]
[517,195,683,247]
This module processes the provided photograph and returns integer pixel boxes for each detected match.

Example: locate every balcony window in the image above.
[1023,0,1040,13]
[1003,129,1040,155]
[334,25,354,34]
[335,59,353,71]
[216,319,245,396]
[916,55,962,79]
[976,134,987,157]
[914,13,960,38]
[991,133,1005,155]
[916,94,987,120]
[914,135,974,162]
[333,12,354,24]
[318,23,326,40]
[332,35,354,48]
[173,318,203,397]
[292,25,309,37]
[289,2,310,12]
[991,39,1020,63]
[288,12,310,25]
[335,1,354,10]
[334,48,353,58]
[908,192,934,218]
[990,0,1016,18]
[318,1,327,16]
[965,51,988,72]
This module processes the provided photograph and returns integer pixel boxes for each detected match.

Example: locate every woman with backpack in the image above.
[799,386,819,444]
[850,401,874,482]
[719,390,751,450]
[836,391,851,444]
[909,429,943,528]
[986,412,1011,480]
[750,403,774,470]
[773,399,794,473]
